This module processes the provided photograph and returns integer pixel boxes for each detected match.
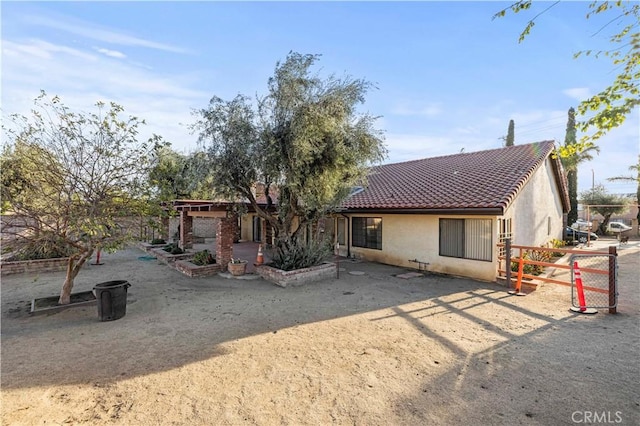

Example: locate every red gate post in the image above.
[92,247,104,265]
[609,245,617,314]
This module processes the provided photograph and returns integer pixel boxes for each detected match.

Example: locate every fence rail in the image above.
[497,239,617,313]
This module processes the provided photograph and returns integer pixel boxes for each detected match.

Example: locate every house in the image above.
[167,141,569,282]
[324,141,570,282]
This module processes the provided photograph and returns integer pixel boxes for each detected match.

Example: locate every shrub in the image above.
[7,233,75,261]
[192,249,216,266]
[510,248,550,276]
[162,242,184,255]
[548,238,565,257]
[150,238,166,245]
[271,239,331,271]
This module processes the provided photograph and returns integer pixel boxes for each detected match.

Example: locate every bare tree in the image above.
[1,92,162,304]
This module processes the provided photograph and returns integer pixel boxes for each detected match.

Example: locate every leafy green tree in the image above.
[149,145,219,201]
[607,155,640,221]
[506,119,515,146]
[580,184,628,234]
[193,52,386,269]
[494,1,639,155]
[149,144,192,201]
[560,107,600,225]
[1,92,162,304]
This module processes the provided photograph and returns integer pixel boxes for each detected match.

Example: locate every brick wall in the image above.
[1,257,69,275]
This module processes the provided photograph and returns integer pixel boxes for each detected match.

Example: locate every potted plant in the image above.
[227,258,247,276]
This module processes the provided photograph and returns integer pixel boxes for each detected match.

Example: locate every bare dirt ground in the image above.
[1,239,639,425]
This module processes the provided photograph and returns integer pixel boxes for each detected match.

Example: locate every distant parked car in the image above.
[564,227,598,244]
[607,222,632,233]
[570,219,592,231]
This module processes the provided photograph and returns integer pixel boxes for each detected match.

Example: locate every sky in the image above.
[2,1,639,196]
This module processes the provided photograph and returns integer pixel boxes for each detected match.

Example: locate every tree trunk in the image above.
[58,250,93,304]
[567,170,578,225]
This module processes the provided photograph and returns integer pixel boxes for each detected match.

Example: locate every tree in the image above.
[607,155,640,221]
[148,145,214,201]
[506,119,515,146]
[193,52,386,269]
[493,1,639,156]
[560,107,600,225]
[1,92,161,304]
[579,184,628,234]
[149,144,192,201]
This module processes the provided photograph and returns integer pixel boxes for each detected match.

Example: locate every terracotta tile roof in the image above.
[340,141,569,214]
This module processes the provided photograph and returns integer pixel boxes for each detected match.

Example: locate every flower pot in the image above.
[228,261,247,276]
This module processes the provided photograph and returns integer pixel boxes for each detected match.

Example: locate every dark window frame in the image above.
[352,217,382,250]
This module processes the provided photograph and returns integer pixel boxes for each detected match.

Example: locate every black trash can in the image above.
[94,280,131,321]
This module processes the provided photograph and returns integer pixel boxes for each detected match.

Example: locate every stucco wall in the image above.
[344,213,498,282]
[503,157,565,247]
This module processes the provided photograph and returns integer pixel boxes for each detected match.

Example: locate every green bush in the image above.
[510,248,550,276]
[150,238,166,245]
[271,239,331,271]
[162,242,184,255]
[192,249,215,266]
[548,238,565,258]
[7,233,75,261]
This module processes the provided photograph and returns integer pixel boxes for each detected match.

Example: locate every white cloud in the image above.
[563,87,591,101]
[391,102,442,117]
[2,38,208,153]
[3,39,97,61]
[383,133,499,164]
[95,47,126,59]
[25,14,191,54]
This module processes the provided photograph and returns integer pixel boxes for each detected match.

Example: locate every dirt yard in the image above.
[1,240,639,425]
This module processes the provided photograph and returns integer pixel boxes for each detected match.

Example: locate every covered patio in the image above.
[162,199,274,272]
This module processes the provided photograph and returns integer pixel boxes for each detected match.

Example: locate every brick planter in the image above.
[151,248,194,265]
[175,260,221,277]
[137,242,168,254]
[257,262,336,288]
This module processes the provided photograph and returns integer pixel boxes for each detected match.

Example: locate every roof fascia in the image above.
[338,207,504,215]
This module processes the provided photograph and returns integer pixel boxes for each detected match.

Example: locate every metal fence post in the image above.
[505,238,512,289]
[609,245,617,314]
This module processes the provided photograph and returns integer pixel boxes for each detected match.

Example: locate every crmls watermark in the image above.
[571,411,623,424]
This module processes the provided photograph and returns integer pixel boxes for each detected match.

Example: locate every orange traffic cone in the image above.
[570,261,597,314]
[508,256,526,296]
[256,244,264,266]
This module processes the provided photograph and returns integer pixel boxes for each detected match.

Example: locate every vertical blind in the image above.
[440,218,492,262]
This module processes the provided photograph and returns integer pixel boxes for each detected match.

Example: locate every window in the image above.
[352,217,382,250]
[440,218,492,262]
[337,217,346,246]
[498,218,513,258]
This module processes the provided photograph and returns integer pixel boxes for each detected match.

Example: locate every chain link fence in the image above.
[571,254,617,309]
